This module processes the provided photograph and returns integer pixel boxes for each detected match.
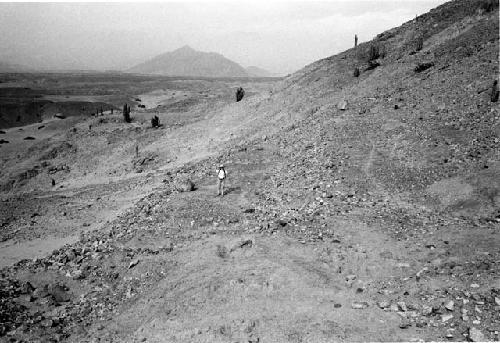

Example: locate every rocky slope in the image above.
[0,0,498,341]
[128,46,249,77]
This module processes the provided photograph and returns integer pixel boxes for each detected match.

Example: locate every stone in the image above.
[399,319,411,329]
[176,179,195,192]
[444,300,454,311]
[470,283,480,288]
[468,327,485,342]
[422,305,433,316]
[441,314,453,323]
[129,259,140,269]
[49,284,70,303]
[351,301,369,309]
[390,303,399,312]
[377,301,390,309]
[397,301,408,312]
[66,249,77,262]
[337,99,348,111]
[346,274,357,282]
[33,285,50,298]
[20,281,35,294]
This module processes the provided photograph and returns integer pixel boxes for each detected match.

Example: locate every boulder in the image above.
[468,327,485,342]
[176,179,195,192]
[337,99,348,111]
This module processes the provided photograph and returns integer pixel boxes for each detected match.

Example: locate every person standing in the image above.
[216,164,227,196]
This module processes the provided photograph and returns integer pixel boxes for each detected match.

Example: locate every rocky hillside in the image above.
[0,0,498,342]
[128,46,249,77]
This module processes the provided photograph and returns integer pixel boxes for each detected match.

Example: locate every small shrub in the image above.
[151,115,160,128]
[414,62,434,73]
[353,67,360,77]
[366,44,381,62]
[479,0,498,12]
[216,245,228,259]
[491,80,499,102]
[415,36,424,52]
[236,87,245,102]
[365,60,380,71]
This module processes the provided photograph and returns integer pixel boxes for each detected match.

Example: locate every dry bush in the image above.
[479,0,498,12]
[216,245,228,259]
[353,67,360,77]
[415,35,424,52]
[365,43,386,62]
[151,115,160,128]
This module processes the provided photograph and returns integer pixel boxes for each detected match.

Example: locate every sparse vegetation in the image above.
[151,115,160,128]
[415,35,424,52]
[236,87,245,102]
[1,1,499,341]
[366,43,382,62]
[479,0,498,12]
[414,62,434,73]
[365,60,380,71]
[491,80,499,102]
[216,245,228,258]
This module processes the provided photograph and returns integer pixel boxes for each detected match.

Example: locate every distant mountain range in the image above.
[245,66,274,77]
[127,46,273,78]
[0,61,33,73]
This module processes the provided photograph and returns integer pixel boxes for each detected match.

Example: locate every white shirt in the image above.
[217,168,226,180]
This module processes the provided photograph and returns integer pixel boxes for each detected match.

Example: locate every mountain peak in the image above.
[175,45,196,52]
[127,46,249,77]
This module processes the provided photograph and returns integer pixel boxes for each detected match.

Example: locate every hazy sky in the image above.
[0,1,447,74]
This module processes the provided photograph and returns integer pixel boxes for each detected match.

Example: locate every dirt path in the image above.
[91,234,423,343]
[61,141,442,342]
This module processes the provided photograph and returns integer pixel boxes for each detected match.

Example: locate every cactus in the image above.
[354,34,358,47]
[123,104,131,123]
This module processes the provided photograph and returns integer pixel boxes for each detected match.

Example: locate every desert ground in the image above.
[1,1,499,342]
